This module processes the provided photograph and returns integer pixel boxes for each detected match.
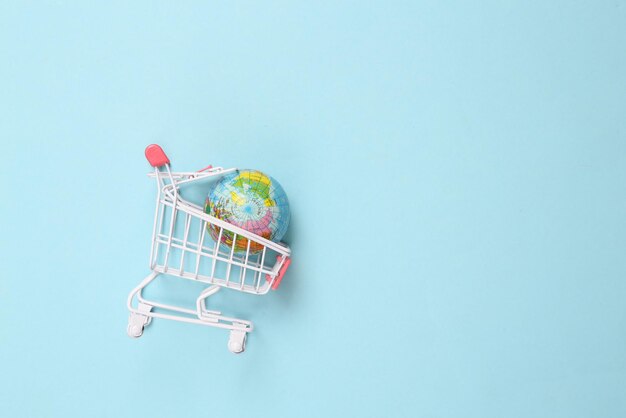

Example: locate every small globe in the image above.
[204,169,290,253]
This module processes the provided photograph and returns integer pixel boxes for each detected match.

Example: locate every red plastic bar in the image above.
[266,256,291,290]
[145,144,170,167]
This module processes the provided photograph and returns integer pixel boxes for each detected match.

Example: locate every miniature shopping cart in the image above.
[127,144,292,353]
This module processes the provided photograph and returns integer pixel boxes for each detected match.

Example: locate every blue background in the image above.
[1,1,625,417]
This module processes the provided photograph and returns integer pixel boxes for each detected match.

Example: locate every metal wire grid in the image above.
[149,164,289,295]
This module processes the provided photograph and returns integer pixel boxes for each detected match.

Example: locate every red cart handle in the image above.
[145,144,170,167]
[267,256,291,290]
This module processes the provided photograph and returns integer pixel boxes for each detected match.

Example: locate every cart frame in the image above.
[127,144,291,353]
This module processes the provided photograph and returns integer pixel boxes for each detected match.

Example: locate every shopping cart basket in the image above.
[127,144,292,353]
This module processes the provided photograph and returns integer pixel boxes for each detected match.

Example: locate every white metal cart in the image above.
[127,144,292,353]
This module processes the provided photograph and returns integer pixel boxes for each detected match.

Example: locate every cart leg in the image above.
[127,303,153,338]
[228,324,248,354]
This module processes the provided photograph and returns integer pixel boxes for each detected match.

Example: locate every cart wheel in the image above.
[127,323,144,338]
[228,328,247,354]
[127,312,150,338]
